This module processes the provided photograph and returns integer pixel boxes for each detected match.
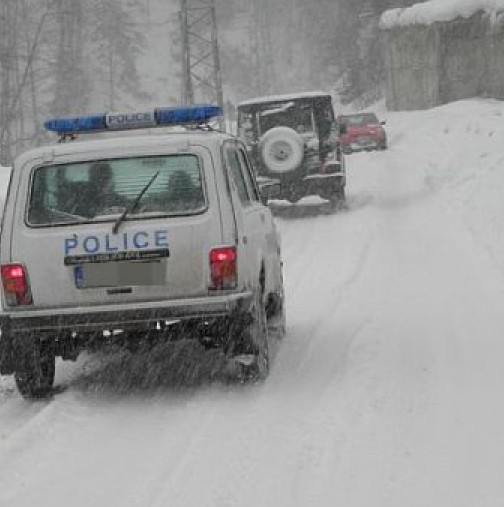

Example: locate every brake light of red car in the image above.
[1,264,33,306]
[209,247,237,290]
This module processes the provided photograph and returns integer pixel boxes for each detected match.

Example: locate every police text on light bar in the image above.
[44,105,223,135]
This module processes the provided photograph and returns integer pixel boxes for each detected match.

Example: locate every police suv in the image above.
[0,105,285,398]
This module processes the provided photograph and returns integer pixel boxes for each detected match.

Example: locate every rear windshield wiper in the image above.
[112,171,159,234]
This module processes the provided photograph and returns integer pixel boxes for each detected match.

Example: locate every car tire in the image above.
[267,285,286,340]
[227,291,269,383]
[14,337,55,398]
[259,127,304,176]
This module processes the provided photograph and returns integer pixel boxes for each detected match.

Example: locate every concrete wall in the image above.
[485,27,504,99]
[382,12,504,110]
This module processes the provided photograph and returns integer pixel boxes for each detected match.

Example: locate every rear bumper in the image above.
[279,171,345,199]
[1,292,253,333]
[342,138,384,152]
[0,292,253,373]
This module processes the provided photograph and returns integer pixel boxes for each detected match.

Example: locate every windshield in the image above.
[28,154,205,226]
[341,113,379,126]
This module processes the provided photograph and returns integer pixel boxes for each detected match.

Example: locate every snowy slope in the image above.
[2,99,504,506]
[387,99,504,273]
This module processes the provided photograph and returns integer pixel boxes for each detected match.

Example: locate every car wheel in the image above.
[14,337,55,398]
[227,291,269,383]
[259,127,304,176]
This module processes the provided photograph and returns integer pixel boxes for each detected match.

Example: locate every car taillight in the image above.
[209,247,237,290]
[320,150,340,174]
[1,264,33,306]
[320,164,337,174]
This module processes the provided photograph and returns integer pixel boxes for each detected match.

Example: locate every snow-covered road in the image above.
[2,100,504,507]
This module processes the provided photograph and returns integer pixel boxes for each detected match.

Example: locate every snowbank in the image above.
[385,98,504,274]
[381,0,504,28]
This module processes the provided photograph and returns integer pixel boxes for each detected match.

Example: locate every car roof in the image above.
[238,91,332,108]
[14,129,235,168]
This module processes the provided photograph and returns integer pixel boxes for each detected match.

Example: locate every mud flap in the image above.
[223,292,269,381]
[224,299,255,357]
[0,318,14,375]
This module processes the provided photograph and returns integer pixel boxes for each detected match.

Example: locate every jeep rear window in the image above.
[28,154,205,226]
[257,103,315,136]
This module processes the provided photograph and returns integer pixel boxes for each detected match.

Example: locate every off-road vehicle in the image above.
[0,105,285,398]
[237,92,346,207]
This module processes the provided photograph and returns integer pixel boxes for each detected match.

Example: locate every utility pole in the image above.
[179,0,224,112]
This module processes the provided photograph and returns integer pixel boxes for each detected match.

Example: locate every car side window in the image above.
[237,148,260,202]
[225,145,251,206]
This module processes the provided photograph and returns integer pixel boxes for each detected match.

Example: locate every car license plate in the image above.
[73,261,166,289]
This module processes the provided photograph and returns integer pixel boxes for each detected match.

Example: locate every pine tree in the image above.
[52,0,88,116]
[87,0,148,110]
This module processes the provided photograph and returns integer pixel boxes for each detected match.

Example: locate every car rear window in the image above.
[257,102,315,136]
[341,113,379,126]
[27,154,206,226]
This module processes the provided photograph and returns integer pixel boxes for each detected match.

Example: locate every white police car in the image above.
[0,105,285,397]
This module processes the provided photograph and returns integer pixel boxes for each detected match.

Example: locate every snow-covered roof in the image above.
[381,0,504,29]
[238,91,331,108]
[13,130,231,169]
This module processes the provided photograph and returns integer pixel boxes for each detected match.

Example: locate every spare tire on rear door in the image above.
[259,127,305,176]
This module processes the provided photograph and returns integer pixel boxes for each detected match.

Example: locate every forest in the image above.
[0,0,416,165]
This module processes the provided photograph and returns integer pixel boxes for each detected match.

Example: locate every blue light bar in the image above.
[44,105,223,135]
[44,115,106,134]
[155,105,222,126]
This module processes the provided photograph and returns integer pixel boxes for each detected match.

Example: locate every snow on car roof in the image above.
[238,91,331,108]
[14,130,231,168]
[381,0,504,29]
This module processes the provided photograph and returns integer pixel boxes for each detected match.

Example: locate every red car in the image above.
[337,112,387,153]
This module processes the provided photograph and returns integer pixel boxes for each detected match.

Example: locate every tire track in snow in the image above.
[123,209,381,506]
[0,397,56,457]
[145,392,273,507]
[284,224,375,377]
[274,181,379,382]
